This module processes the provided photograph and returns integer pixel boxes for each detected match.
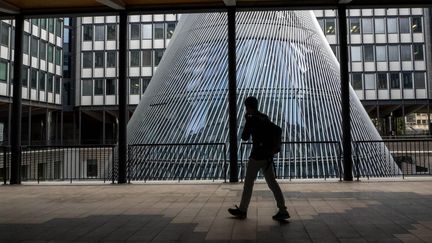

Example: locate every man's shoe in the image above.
[272,211,290,221]
[228,205,247,219]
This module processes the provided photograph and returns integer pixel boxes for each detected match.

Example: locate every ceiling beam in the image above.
[223,0,236,7]
[96,0,125,10]
[0,1,20,14]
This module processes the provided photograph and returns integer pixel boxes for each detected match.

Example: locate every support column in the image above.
[10,15,24,185]
[338,6,353,181]
[227,7,238,182]
[118,11,128,184]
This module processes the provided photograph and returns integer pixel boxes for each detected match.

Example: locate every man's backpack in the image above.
[267,120,282,155]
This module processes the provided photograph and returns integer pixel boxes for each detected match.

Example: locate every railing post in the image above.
[223,143,227,183]
[112,146,115,184]
[3,147,6,185]
[338,5,353,181]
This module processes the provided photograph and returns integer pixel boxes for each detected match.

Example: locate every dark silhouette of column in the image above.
[118,11,128,184]
[10,15,24,184]
[228,7,238,182]
[338,5,353,181]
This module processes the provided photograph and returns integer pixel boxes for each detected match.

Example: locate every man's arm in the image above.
[241,115,251,141]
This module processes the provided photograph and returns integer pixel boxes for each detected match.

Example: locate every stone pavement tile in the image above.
[394,234,425,243]
[339,238,368,243]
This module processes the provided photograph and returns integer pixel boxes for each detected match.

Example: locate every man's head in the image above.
[244,96,258,114]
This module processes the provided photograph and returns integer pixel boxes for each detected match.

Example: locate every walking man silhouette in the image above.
[228,96,290,220]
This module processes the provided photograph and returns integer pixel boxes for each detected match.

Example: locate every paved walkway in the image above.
[1,180,432,242]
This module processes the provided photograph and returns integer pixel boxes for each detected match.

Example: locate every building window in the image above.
[362,18,373,34]
[364,74,375,90]
[83,52,93,68]
[47,45,54,63]
[55,48,61,65]
[166,22,176,38]
[390,73,400,89]
[388,45,399,61]
[376,46,386,62]
[351,46,362,62]
[130,78,140,95]
[39,72,45,91]
[48,19,55,33]
[40,19,46,29]
[325,19,335,34]
[1,22,9,46]
[38,163,46,180]
[94,79,104,95]
[0,60,7,82]
[39,41,46,60]
[400,45,411,61]
[83,25,93,41]
[350,18,360,34]
[387,18,398,34]
[412,17,422,33]
[142,24,152,39]
[374,18,385,34]
[154,49,164,66]
[82,79,93,96]
[55,76,61,94]
[94,25,104,41]
[30,37,38,57]
[106,79,116,95]
[22,67,28,87]
[130,24,140,40]
[413,44,423,61]
[107,24,116,40]
[351,73,362,90]
[142,50,152,66]
[154,23,164,39]
[31,69,37,89]
[364,45,374,62]
[142,77,151,93]
[86,159,98,177]
[47,74,53,92]
[330,45,338,57]
[130,50,140,67]
[94,51,104,68]
[414,72,425,89]
[318,19,324,32]
[56,19,62,37]
[399,18,410,33]
[402,72,413,89]
[377,73,387,89]
[31,19,39,26]
[107,51,116,67]
[23,34,29,54]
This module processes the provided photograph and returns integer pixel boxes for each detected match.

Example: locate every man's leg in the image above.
[262,163,287,212]
[238,159,260,212]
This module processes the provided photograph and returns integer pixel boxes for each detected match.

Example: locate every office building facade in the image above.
[73,14,178,143]
[0,18,64,145]
[314,8,432,135]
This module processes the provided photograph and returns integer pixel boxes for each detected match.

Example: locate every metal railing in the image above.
[354,139,432,180]
[128,143,227,182]
[240,141,343,181]
[2,145,116,184]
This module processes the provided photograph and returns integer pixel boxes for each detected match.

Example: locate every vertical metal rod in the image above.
[10,15,24,185]
[3,147,6,184]
[227,7,238,183]
[338,5,353,181]
[118,11,128,184]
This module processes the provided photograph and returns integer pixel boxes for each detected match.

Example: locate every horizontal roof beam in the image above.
[0,1,20,14]
[96,0,125,10]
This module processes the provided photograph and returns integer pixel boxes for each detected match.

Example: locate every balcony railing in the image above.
[1,139,432,183]
[354,139,432,180]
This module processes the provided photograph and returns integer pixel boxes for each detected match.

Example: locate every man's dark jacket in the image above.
[241,111,273,160]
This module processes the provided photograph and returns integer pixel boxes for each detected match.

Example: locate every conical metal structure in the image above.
[127,11,400,180]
